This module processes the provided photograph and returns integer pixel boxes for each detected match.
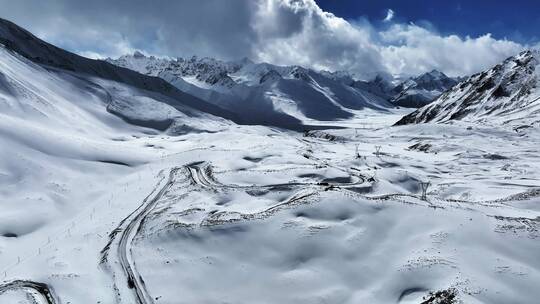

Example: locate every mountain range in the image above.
[2,15,537,135]
[106,52,463,128]
[107,53,394,128]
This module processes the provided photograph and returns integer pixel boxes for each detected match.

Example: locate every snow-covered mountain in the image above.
[352,74,395,100]
[346,70,461,108]
[395,50,540,126]
[390,70,459,108]
[107,52,394,127]
[2,18,540,304]
[319,69,356,86]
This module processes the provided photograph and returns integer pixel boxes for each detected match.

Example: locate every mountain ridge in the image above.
[395,49,540,126]
[107,52,396,126]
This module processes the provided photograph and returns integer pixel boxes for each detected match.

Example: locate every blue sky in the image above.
[317,0,540,44]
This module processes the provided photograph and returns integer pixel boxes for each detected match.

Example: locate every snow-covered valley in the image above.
[1,17,540,304]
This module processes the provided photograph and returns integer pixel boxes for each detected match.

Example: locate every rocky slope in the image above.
[395,50,540,126]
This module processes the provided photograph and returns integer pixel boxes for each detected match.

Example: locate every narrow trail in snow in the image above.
[0,280,58,304]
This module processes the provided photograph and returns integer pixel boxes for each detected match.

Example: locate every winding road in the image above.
[0,280,58,304]
[102,161,372,304]
[100,160,540,304]
[101,168,181,304]
[186,161,367,190]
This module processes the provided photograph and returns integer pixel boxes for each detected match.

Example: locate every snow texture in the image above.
[1,17,540,304]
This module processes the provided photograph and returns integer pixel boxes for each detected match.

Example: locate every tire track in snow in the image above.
[101,168,180,304]
[185,161,366,190]
[0,280,58,304]
[101,161,371,304]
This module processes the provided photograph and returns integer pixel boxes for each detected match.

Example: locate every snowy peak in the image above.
[409,69,443,85]
[319,70,356,86]
[348,70,460,108]
[390,69,459,108]
[179,56,238,87]
[420,69,446,81]
[133,50,146,58]
[109,54,359,89]
[107,54,240,88]
[412,70,457,91]
[394,69,457,93]
[395,49,540,126]
[107,52,394,127]
[352,74,395,100]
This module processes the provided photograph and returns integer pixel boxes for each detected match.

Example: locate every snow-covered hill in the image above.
[0,19,233,303]
[0,18,232,263]
[395,50,540,126]
[107,52,394,127]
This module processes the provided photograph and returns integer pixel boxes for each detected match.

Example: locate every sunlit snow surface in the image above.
[1,46,540,304]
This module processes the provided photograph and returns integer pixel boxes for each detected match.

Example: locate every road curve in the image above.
[185,161,367,190]
[0,280,58,304]
[102,168,181,304]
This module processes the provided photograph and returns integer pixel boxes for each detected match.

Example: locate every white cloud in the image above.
[383,9,395,22]
[249,0,525,78]
[0,0,529,78]
[251,0,383,76]
[378,24,524,76]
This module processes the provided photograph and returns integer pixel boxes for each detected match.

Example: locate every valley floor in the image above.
[1,113,540,304]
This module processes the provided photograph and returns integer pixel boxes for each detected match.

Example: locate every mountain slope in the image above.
[0,18,239,125]
[352,75,395,100]
[0,30,232,304]
[395,50,540,126]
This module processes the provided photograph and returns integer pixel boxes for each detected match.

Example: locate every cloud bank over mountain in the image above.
[0,0,527,77]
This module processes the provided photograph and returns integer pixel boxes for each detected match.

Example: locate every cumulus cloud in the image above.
[379,24,524,76]
[251,0,384,76]
[0,0,528,78]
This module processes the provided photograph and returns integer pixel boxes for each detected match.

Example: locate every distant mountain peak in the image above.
[319,70,356,85]
[422,69,447,80]
[416,69,450,82]
[389,69,459,108]
[133,50,145,58]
